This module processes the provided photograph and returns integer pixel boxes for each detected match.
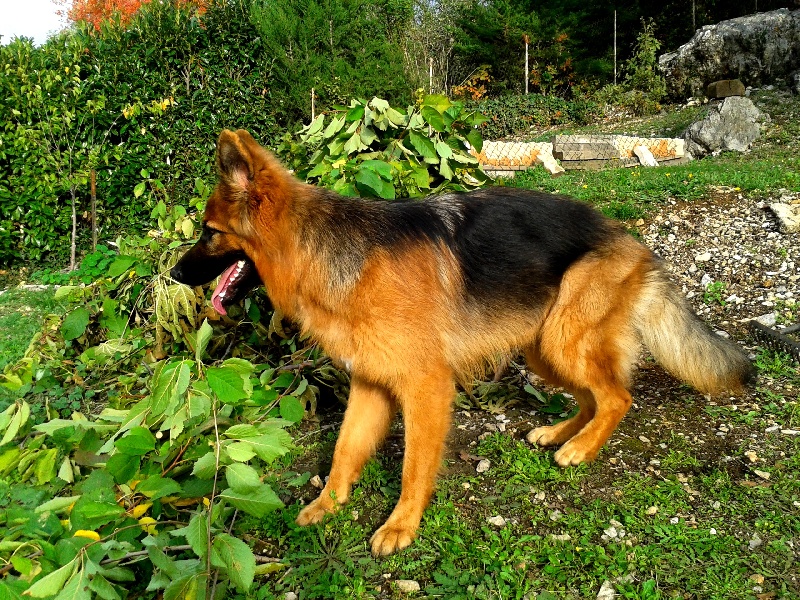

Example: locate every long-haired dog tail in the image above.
[634,262,756,395]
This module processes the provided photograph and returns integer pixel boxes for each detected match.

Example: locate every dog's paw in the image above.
[526,425,563,447]
[370,523,416,557]
[296,497,337,526]
[553,441,598,467]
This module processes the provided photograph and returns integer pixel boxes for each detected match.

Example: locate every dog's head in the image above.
[170,129,292,315]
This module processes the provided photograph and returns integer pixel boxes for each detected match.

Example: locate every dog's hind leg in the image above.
[370,364,454,556]
[526,389,596,447]
[552,380,632,466]
[296,376,397,526]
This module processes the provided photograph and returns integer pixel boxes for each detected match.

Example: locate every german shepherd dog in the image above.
[171,129,754,556]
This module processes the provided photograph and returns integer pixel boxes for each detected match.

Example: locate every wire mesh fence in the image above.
[473,135,689,176]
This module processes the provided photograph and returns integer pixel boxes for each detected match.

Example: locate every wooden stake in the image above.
[524,34,530,94]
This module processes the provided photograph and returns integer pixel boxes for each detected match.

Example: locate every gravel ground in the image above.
[638,187,799,335]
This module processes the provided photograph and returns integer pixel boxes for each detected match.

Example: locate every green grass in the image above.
[511,90,800,219]
[0,287,65,371]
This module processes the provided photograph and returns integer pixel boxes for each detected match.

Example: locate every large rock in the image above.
[683,96,766,158]
[659,9,800,99]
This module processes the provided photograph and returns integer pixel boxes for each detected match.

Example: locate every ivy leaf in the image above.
[219,484,283,519]
[206,366,248,404]
[61,307,90,341]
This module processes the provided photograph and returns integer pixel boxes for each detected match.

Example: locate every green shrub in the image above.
[278,95,491,198]
[468,94,600,140]
[595,19,666,116]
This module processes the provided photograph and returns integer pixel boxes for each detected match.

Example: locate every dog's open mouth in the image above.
[211,258,259,315]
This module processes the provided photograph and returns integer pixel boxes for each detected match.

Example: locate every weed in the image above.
[755,348,797,378]
[703,281,727,306]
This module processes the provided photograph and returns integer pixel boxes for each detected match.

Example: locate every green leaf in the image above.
[150,360,192,416]
[88,574,122,600]
[35,495,81,515]
[55,569,92,600]
[164,572,206,600]
[225,463,262,493]
[421,106,446,132]
[439,158,454,181]
[225,442,257,462]
[467,128,484,154]
[345,105,364,121]
[191,451,217,479]
[279,396,305,423]
[408,131,437,161]
[133,182,146,198]
[422,94,452,112]
[322,115,345,139]
[25,558,77,597]
[70,499,125,530]
[206,366,248,404]
[210,533,256,592]
[34,448,58,485]
[106,256,137,277]
[184,513,209,560]
[137,476,182,500]
[239,430,291,463]
[355,168,395,200]
[61,307,90,341]
[105,453,140,484]
[115,426,156,456]
[435,140,453,159]
[195,319,213,363]
[360,159,393,180]
[224,424,261,439]
[219,484,283,519]
[343,131,365,155]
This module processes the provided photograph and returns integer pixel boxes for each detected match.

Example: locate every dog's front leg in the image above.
[370,366,454,556]
[296,376,396,526]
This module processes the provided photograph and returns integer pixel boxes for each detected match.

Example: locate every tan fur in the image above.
[187,129,753,556]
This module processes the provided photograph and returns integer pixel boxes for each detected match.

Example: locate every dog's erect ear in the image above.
[216,129,254,189]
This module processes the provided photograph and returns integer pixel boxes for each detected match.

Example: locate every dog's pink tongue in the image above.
[211,263,239,316]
